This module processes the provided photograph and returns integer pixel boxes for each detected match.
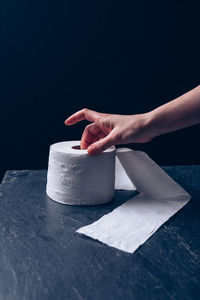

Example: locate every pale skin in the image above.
[65,85,200,155]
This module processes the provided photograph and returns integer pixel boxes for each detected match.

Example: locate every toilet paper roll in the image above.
[46,141,116,205]
[46,141,191,253]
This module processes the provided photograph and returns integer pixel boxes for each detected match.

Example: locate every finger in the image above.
[97,131,106,139]
[84,135,99,149]
[80,124,95,149]
[65,108,102,125]
[82,133,106,150]
[80,128,93,149]
[87,133,115,155]
[81,123,101,149]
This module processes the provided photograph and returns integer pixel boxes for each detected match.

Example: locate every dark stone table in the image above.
[0,166,200,300]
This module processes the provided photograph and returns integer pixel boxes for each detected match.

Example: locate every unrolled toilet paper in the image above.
[46,141,191,253]
[77,148,191,253]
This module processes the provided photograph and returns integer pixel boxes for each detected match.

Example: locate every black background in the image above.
[0,0,200,181]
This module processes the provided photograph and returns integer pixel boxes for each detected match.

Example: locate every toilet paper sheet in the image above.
[77,148,191,253]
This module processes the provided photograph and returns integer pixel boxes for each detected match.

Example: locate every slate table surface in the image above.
[0,166,200,300]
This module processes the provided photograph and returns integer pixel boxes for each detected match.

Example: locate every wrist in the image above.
[143,110,162,139]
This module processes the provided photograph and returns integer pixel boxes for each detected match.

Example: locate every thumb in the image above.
[87,133,115,155]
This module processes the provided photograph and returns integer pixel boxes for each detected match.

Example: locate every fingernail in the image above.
[80,144,87,150]
[64,120,70,125]
[87,146,96,155]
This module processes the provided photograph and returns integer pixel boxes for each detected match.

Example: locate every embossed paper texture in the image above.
[77,149,191,253]
[47,141,116,205]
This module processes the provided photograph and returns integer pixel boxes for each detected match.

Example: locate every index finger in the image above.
[65,108,101,125]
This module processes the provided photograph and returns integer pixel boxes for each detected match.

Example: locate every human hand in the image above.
[65,108,154,155]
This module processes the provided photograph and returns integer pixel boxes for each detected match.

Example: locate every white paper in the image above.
[115,156,136,190]
[77,148,191,253]
[46,141,116,205]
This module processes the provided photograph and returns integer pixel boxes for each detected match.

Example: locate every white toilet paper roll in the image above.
[46,141,116,205]
[46,141,191,253]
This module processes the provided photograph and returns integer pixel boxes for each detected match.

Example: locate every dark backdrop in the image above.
[0,0,200,181]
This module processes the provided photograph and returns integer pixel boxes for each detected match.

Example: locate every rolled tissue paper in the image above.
[46,141,191,253]
[46,141,116,205]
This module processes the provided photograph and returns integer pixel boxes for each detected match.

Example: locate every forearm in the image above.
[147,85,200,137]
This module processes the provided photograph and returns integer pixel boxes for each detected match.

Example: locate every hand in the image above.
[65,108,154,155]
